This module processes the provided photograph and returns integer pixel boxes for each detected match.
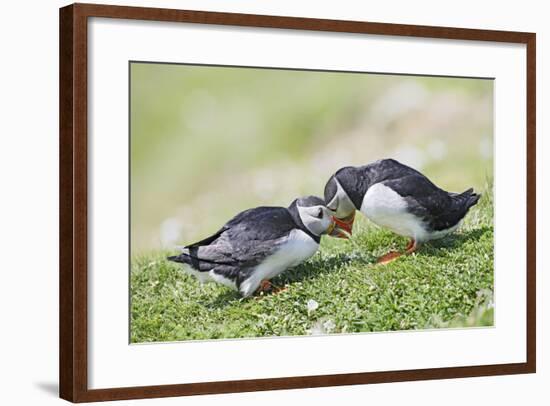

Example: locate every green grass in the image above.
[130,188,493,343]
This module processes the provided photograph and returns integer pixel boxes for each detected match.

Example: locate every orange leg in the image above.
[405,239,419,254]
[377,239,419,265]
[271,285,288,295]
[257,280,272,292]
[254,280,288,298]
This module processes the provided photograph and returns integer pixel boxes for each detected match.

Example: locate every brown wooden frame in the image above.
[59,3,536,403]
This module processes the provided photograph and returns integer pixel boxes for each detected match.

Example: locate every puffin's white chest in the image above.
[239,229,319,297]
[361,183,428,240]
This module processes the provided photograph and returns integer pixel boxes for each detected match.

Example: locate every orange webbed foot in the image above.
[254,280,288,298]
[376,251,404,265]
[377,239,419,265]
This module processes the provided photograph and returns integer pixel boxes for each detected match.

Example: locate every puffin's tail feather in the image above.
[454,188,481,210]
[168,249,228,272]
[167,248,196,266]
[167,253,190,264]
[168,252,210,273]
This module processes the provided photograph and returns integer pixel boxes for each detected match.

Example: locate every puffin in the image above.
[168,196,349,297]
[323,159,481,264]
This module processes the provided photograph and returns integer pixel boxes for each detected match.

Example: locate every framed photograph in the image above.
[59,3,536,402]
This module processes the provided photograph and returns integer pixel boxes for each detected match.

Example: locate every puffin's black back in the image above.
[330,159,480,231]
[333,159,439,209]
[185,205,300,253]
[167,201,321,286]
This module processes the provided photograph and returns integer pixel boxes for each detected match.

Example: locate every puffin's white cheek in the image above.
[311,220,323,236]
[308,218,328,236]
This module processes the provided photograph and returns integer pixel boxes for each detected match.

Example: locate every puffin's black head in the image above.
[295,195,325,208]
[288,195,350,239]
[323,167,359,236]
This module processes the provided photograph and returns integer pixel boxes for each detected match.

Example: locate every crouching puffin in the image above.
[168,196,348,297]
[324,159,481,264]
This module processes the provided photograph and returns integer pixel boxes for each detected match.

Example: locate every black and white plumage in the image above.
[324,159,480,260]
[168,196,345,297]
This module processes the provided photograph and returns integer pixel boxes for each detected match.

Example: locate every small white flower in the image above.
[307,322,325,336]
[307,299,319,313]
[323,320,336,333]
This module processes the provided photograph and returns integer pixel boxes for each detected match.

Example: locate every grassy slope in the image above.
[130,190,493,343]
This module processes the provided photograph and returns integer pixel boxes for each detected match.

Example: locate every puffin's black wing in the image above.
[169,207,298,272]
[184,207,263,249]
[381,175,480,231]
[363,158,425,184]
[218,206,299,266]
[185,227,227,249]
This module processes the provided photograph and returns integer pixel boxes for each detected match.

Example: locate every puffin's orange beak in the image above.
[329,212,355,239]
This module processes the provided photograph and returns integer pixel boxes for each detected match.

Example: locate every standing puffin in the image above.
[168,196,348,297]
[324,159,481,264]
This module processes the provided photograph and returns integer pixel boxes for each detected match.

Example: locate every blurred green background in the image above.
[130,63,493,253]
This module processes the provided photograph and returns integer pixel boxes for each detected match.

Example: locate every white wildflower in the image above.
[307,321,325,335]
[323,320,336,333]
[307,299,319,313]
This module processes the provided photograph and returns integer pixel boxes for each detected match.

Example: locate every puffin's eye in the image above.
[316,208,324,219]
